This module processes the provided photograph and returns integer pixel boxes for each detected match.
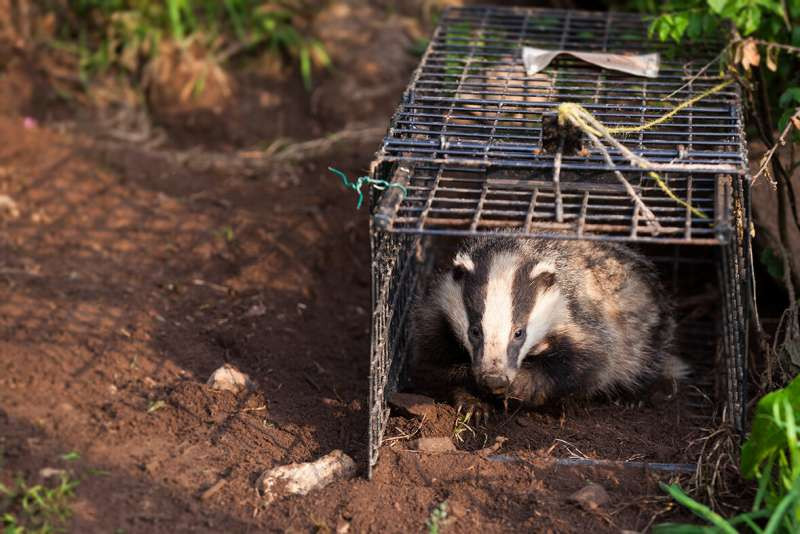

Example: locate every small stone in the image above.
[39,467,66,479]
[568,482,610,511]
[388,393,438,420]
[336,519,351,534]
[411,437,456,453]
[207,364,254,394]
[0,195,19,219]
[142,377,157,388]
[257,450,356,505]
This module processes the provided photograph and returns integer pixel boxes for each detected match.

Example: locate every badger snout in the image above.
[477,372,511,395]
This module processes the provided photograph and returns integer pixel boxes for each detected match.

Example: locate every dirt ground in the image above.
[0,2,745,533]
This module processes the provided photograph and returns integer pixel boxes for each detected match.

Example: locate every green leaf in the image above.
[659,483,738,534]
[670,14,690,41]
[741,374,800,478]
[708,0,730,15]
[687,14,703,39]
[779,87,800,108]
[299,45,311,90]
[760,248,785,281]
[60,451,80,462]
[651,523,717,533]
[739,5,762,35]
[762,475,800,533]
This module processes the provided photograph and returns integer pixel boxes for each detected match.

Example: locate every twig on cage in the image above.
[558,102,716,220]
[552,137,565,223]
[578,125,663,232]
[668,48,728,99]
[753,109,800,186]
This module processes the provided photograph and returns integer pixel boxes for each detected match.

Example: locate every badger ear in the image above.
[530,262,556,290]
[452,252,474,280]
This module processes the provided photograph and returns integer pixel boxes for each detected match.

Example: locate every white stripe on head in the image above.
[518,285,568,366]
[453,252,475,273]
[481,251,519,369]
[530,261,556,279]
[434,276,470,350]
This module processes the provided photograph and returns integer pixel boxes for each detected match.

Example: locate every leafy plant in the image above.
[426,500,449,534]
[51,0,329,89]
[631,0,800,173]
[654,374,800,533]
[0,472,79,533]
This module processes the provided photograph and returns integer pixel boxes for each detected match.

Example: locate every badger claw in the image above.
[453,390,492,427]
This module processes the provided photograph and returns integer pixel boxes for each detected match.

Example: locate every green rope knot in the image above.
[329,167,408,209]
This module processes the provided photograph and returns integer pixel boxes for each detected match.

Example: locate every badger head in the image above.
[434,243,568,395]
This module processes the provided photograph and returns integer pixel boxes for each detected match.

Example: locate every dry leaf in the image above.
[741,39,760,71]
[791,115,800,131]
[766,44,779,72]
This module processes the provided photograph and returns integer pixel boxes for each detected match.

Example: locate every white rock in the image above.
[568,482,610,510]
[0,195,19,219]
[39,467,67,479]
[256,450,356,505]
[206,364,254,394]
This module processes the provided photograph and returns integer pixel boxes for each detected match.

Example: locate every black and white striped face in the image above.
[434,243,567,394]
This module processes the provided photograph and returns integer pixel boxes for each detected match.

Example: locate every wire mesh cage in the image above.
[367,6,750,478]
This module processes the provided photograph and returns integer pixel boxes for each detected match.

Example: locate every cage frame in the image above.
[366,5,751,479]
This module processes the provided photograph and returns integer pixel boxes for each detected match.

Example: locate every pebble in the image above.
[568,482,610,510]
[207,364,254,394]
[256,450,356,505]
[39,467,67,479]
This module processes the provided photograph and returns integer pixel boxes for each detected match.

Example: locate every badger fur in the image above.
[410,237,687,411]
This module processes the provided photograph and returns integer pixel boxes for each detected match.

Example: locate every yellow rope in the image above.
[555,78,734,220]
[646,171,704,219]
[558,79,734,136]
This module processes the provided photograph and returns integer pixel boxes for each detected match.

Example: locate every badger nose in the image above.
[481,374,509,394]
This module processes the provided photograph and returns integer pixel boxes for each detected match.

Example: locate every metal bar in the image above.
[578,190,589,236]
[470,180,490,232]
[524,187,540,232]
[486,455,697,473]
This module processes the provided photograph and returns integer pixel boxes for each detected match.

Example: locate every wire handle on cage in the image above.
[329,167,408,209]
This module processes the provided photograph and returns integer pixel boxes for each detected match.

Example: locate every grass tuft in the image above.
[0,472,79,534]
[426,500,448,534]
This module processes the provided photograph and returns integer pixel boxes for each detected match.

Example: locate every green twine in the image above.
[329,167,408,209]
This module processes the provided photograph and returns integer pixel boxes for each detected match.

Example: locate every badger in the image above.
[410,237,687,418]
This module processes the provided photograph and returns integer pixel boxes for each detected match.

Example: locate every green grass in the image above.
[426,500,449,534]
[0,472,79,534]
[655,374,800,533]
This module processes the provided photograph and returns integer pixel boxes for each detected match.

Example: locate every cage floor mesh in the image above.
[372,6,747,244]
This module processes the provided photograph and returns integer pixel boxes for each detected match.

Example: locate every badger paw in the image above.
[508,370,550,407]
[452,389,492,427]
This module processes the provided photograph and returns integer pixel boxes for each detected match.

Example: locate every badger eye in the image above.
[513,329,524,339]
[469,325,481,338]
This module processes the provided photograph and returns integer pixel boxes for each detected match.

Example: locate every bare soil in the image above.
[0,5,715,532]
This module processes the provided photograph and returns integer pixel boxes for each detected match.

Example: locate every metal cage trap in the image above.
[366,6,750,478]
